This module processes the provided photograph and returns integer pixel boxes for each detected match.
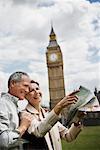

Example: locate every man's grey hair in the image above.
[8,71,29,88]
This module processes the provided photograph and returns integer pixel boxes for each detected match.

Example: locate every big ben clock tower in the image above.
[46,26,65,109]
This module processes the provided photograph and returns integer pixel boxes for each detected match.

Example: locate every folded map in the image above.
[66,86,100,126]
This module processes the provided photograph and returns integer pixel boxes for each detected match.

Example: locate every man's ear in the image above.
[10,80,16,87]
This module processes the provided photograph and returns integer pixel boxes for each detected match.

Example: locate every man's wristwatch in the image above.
[74,121,81,127]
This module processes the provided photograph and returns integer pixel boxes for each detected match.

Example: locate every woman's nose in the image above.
[34,89,38,93]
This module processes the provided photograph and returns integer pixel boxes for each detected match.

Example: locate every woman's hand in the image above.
[54,90,80,115]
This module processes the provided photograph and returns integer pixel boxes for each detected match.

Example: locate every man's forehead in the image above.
[21,75,31,81]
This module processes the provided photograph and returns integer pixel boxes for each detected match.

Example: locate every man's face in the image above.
[10,75,31,100]
[25,82,42,106]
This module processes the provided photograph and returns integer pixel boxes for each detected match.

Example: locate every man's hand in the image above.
[17,111,33,136]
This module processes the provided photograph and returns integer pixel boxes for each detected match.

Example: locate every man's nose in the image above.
[25,87,30,93]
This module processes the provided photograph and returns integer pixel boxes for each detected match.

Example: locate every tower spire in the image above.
[48,25,58,48]
[49,25,56,41]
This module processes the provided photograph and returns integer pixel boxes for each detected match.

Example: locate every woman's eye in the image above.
[30,89,35,92]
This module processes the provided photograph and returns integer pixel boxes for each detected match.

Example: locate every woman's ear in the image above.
[25,94,29,100]
[39,91,42,97]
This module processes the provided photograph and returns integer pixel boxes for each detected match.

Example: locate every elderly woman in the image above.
[22,80,84,150]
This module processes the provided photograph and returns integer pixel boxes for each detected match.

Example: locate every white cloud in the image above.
[0,0,100,106]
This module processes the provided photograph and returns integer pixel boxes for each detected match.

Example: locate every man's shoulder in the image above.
[0,93,9,101]
[0,93,17,112]
[0,93,12,107]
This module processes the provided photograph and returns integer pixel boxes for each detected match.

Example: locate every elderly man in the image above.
[0,71,32,149]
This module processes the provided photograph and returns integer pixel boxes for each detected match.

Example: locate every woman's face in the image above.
[25,82,42,107]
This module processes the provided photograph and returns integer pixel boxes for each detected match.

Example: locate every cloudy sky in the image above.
[0,0,100,106]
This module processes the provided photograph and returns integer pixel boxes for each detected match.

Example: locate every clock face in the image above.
[49,53,58,62]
